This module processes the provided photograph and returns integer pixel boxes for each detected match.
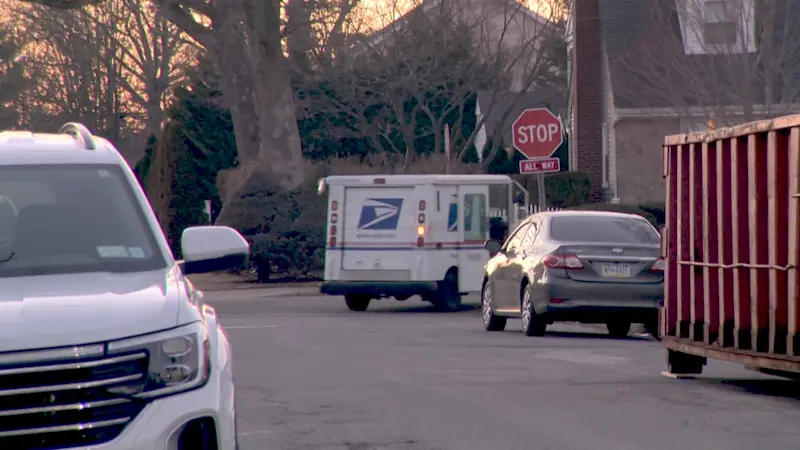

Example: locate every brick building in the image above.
[566,0,800,204]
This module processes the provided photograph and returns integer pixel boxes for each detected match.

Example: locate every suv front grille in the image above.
[0,350,148,449]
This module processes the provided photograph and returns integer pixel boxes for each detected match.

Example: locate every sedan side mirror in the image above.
[484,239,502,256]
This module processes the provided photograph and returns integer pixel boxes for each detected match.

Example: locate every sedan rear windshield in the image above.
[549,215,659,244]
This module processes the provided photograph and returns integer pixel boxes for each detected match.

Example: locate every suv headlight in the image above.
[107,321,210,399]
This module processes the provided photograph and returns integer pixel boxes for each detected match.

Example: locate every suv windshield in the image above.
[549,215,659,244]
[0,164,167,277]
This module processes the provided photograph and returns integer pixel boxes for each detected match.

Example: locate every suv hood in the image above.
[0,269,183,353]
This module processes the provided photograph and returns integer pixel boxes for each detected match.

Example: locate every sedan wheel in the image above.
[482,282,507,331]
[521,284,546,337]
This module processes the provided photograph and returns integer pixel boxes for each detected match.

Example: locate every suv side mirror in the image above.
[484,239,502,256]
[181,225,250,275]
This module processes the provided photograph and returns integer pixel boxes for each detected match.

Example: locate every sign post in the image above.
[203,200,213,224]
[537,168,546,212]
[511,108,564,210]
[444,123,451,174]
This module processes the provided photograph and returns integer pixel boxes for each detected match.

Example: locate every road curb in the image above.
[250,288,321,297]
[201,286,322,297]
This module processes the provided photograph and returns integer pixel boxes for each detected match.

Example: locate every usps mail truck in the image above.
[318,174,529,311]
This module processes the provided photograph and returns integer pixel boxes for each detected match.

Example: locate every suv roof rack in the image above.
[59,122,97,150]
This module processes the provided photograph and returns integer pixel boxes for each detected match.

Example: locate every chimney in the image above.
[571,0,604,201]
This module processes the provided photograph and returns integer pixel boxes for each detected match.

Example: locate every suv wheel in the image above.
[482,281,507,331]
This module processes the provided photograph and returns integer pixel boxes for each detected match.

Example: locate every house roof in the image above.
[598,0,800,112]
[362,0,550,50]
[598,0,675,109]
[476,88,566,147]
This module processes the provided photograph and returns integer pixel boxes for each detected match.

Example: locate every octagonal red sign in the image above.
[511,108,563,160]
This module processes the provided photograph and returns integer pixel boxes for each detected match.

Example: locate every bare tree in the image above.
[296,0,567,171]
[22,0,101,6]
[17,0,365,231]
[284,0,363,71]
[613,0,800,127]
[10,3,129,136]
[0,28,28,129]
[154,0,364,226]
[9,0,191,140]
[101,0,194,137]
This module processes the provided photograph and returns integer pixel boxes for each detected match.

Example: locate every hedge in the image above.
[511,172,592,209]
[231,179,327,282]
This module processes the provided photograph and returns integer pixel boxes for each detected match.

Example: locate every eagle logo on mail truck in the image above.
[357,198,404,230]
[447,203,458,232]
[447,202,472,232]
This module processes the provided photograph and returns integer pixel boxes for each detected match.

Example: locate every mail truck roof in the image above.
[322,174,514,187]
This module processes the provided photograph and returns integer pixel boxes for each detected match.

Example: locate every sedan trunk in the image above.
[555,243,662,284]
[547,213,663,285]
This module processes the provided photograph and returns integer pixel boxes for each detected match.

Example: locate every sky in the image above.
[358,0,559,31]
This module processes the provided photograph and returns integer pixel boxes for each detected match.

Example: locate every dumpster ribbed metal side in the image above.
[661,115,800,374]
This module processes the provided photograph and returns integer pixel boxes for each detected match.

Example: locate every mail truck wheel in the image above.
[345,295,370,311]
[433,271,462,312]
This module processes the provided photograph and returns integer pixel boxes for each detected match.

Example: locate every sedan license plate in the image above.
[602,263,631,278]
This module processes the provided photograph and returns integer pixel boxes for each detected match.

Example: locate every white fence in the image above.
[488,205,563,221]
[526,205,563,214]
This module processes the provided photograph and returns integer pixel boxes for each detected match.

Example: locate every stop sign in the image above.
[511,108,563,159]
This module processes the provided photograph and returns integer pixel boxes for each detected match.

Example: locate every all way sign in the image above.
[519,157,560,174]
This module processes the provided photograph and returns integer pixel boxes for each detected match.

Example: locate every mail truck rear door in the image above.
[340,186,417,271]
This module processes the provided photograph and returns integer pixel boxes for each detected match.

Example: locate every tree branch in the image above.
[153,0,215,50]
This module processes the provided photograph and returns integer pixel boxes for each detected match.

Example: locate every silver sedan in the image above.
[481,210,663,338]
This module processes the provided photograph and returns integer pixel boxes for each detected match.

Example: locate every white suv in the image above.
[0,123,248,450]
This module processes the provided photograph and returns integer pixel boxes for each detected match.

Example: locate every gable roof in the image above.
[597,0,800,112]
[598,0,679,109]
[362,0,550,50]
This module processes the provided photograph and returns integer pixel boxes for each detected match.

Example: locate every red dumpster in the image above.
[660,115,800,378]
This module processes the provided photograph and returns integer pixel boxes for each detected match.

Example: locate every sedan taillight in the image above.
[650,258,666,272]
[543,253,584,270]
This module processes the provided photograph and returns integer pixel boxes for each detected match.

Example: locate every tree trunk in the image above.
[285,0,315,73]
[211,0,306,228]
[145,121,178,238]
[145,102,163,139]
[246,0,305,189]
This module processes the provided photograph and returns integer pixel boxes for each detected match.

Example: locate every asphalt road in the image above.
[206,289,800,450]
